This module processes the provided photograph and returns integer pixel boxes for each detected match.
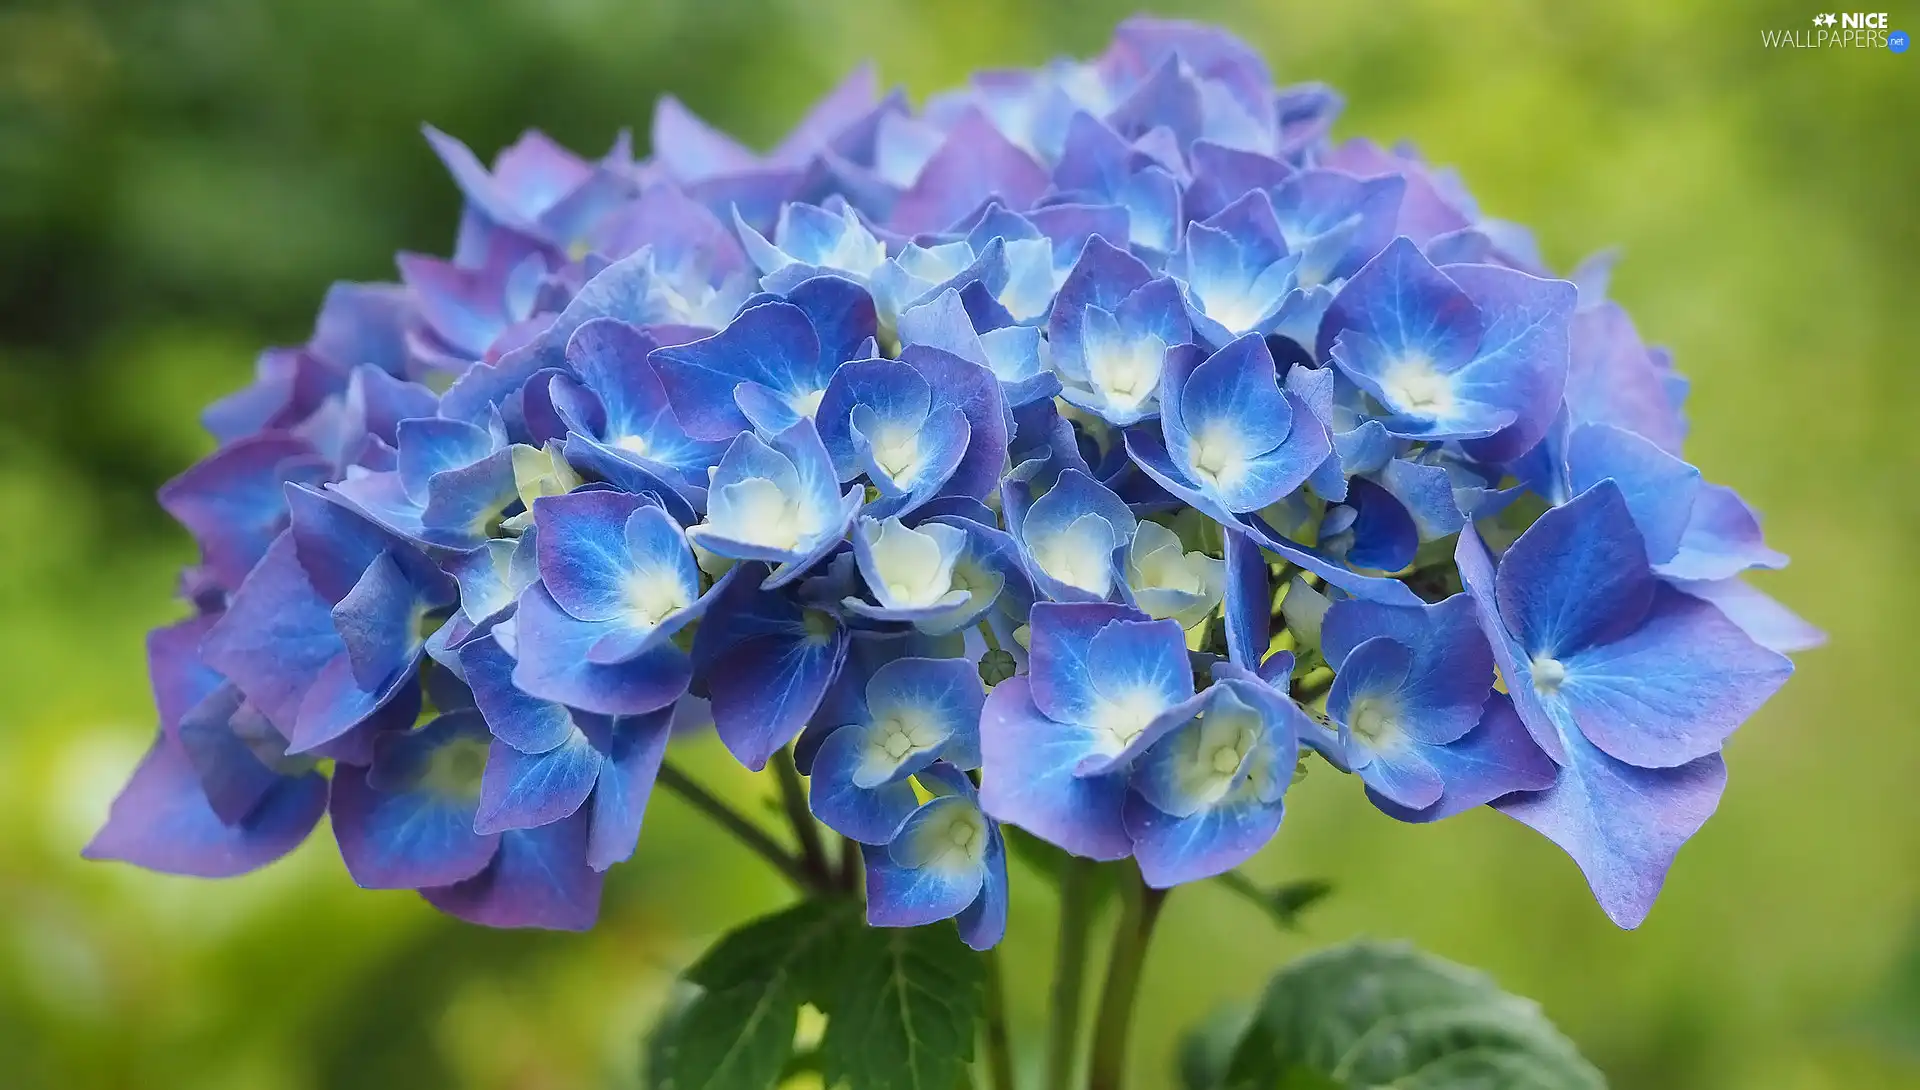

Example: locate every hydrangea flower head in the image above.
[93,17,1816,941]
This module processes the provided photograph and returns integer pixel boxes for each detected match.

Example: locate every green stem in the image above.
[1086,871,1169,1090]
[1045,855,1099,1090]
[657,762,817,893]
[771,747,834,889]
[980,946,1017,1090]
[976,619,1004,653]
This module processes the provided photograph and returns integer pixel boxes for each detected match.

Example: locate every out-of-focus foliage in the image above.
[1,1,1913,1087]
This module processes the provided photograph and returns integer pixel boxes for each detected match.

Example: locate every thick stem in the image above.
[771,747,834,889]
[1086,871,1169,1090]
[1045,855,1099,1090]
[980,946,1017,1090]
[657,761,818,893]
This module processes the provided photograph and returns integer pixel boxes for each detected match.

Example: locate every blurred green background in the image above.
[2,0,1914,1086]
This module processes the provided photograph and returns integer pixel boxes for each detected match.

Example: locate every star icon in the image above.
[1825,13,1840,25]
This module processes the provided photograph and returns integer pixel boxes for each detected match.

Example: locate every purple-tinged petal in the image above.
[159,434,329,590]
[1366,693,1558,823]
[1454,521,1566,765]
[1669,577,1824,654]
[148,614,224,739]
[1495,481,1655,659]
[890,110,1050,235]
[1222,530,1271,671]
[1495,731,1725,929]
[84,733,326,878]
[1558,585,1791,768]
[421,808,603,930]
[474,729,600,834]
[585,709,673,870]
[510,585,691,716]
[978,678,1132,860]
[201,534,343,737]
[1449,264,1577,464]
[1658,484,1789,582]
[330,713,500,889]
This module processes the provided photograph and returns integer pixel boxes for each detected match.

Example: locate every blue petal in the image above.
[1236,514,1424,606]
[1222,530,1271,670]
[511,584,692,716]
[1025,602,1143,728]
[1495,481,1655,659]
[421,807,604,930]
[1125,788,1286,888]
[532,490,659,622]
[1448,264,1577,464]
[808,724,921,843]
[1322,594,1492,745]
[817,359,931,481]
[585,708,674,870]
[84,732,326,879]
[651,301,824,441]
[864,794,990,928]
[1009,468,1136,601]
[1454,521,1566,766]
[332,551,428,691]
[330,713,500,889]
[1367,692,1559,823]
[977,677,1132,860]
[459,634,578,754]
[1558,585,1791,768]
[1178,334,1293,459]
[706,618,849,771]
[177,684,293,825]
[1494,728,1725,929]
[473,728,600,834]
[1566,422,1701,564]
[1319,235,1484,378]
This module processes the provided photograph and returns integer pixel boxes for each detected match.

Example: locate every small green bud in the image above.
[978,648,1017,687]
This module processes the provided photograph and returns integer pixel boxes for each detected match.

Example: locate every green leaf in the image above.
[819,923,985,1090]
[650,899,856,1090]
[1178,1003,1254,1090]
[1219,940,1606,1090]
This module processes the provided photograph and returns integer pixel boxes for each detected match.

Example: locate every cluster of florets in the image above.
[89,18,1818,937]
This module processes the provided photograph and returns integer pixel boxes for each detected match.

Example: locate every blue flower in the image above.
[1168,192,1326,350]
[813,357,974,517]
[504,490,726,716]
[1124,335,1329,524]
[1004,468,1138,603]
[691,562,851,770]
[1124,670,1304,886]
[1456,481,1793,927]
[547,317,728,501]
[1046,237,1192,426]
[459,635,673,871]
[864,763,1009,950]
[842,515,1028,635]
[807,655,985,843]
[978,603,1206,859]
[1320,237,1576,461]
[687,419,863,587]
[651,275,879,440]
[1320,595,1557,818]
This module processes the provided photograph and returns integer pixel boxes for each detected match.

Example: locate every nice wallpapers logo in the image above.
[1762,11,1909,49]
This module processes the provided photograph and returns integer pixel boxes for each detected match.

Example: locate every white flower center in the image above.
[788,389,827,418]
[869,424,922,483]
[1530,655,1568,695]
[1189,421,1247,485]
[1348,695,1397,746]
[713,477,802,550]
[613,434,650,457]
[867,519,959,608]
[1379,354,1454,418]
[1092,688,1166,750]
[623,568,690,629]
[1088,335,1166,409]
[1034,514,1114,596]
